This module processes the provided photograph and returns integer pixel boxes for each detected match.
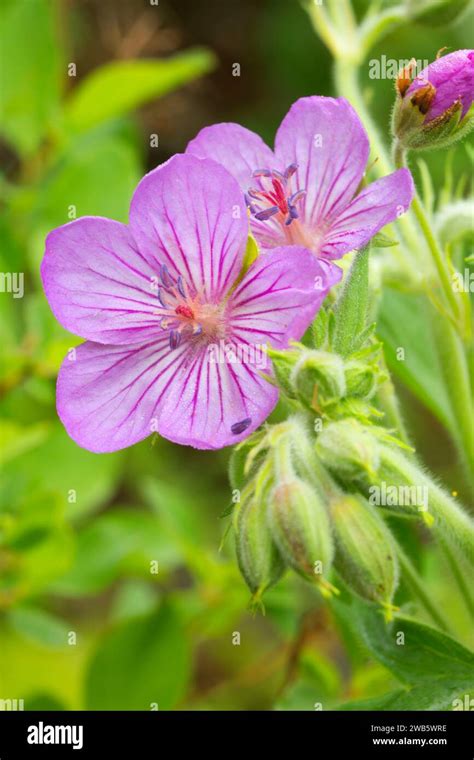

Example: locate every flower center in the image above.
[246,163,306,227]
[154,265,225,350]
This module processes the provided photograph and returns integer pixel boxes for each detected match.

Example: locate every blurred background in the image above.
[0,0,472,710]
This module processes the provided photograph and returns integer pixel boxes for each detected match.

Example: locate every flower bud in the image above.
[267,478,335,593]
[234,495,286,600]
[344,359,378,399]
[392,50,474,151]
[266,347,297,399]
[290,350,346,410]
[315,420,380,488]
[331,494,399,610]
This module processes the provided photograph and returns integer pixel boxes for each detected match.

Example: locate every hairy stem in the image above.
[396,543,452,633]
[380,446,474,568]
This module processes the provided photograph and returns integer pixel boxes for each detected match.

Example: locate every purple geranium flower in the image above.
[186,96,414,259]
[406,49,474,122]
[41,155,339,453]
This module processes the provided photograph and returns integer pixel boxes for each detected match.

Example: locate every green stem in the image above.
[432,316,474,478]
[376,373,411,447]
[393,143,474,475]
[394,142,461,320]
[333,60,426,271]
[380,446,474,568]
[358,5,407,58]
[436,532,474,620]
[396,543,452,633]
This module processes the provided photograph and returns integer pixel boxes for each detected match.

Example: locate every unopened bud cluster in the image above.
[392,50,474,151]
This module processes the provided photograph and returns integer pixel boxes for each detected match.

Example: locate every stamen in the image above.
[169,330,181,350]
[177,276,186,298]
[154,269,222,351]
[255,206,279,221]
[247,163,305,227]
[157,287,168,307]
[160,264,174,288]
[231,418,252,435]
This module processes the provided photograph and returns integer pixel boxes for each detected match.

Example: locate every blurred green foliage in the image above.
[0,0,472,711]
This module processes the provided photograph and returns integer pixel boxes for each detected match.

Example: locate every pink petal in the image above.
[408,49,474,121]
[155,344,279,449]
[57,338,278,452]
[274,97,369,230]
[320,169,414,259]
[228,246,341,347]
[185,123,276,192]
[129,154,248,302]
[41,218,162,344]
[57,337,185,453]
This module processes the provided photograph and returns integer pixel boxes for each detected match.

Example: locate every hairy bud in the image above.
[331,494,399,611]
[344,359,378,399]
[392,50,474,151]
[290,350,346,409]
[267,478,335,594]
[315,419,381,487]
[234,495,286,600]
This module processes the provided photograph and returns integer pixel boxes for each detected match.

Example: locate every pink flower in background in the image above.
[41,155,339,453]
[406,49,474,121]
[186,96,414,259]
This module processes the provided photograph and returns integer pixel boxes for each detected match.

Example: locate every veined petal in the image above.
[274,97,369,230]
[154,344,279,449]
[185,123,276,192]
[228,246,341,346]
[57,337,278,452]
[41,218,161,344]
[129,154,248,302]
[57,337,187,453]
[320,168,414,259]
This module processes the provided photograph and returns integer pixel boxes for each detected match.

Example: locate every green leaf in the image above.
[64,49,216,134]
[377,289,454,430]
[35,132,142,228]
[0,421,50,466]
[333,247,369,357]
[339,683,473,711]
[51,509,179,597]
[111,581,159,623]
[350,598,474,687]
[85,603,191,710]
[0,424,123,520]
[8,606,70,649]
[0,0,62,155]
[370,232,398,248]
